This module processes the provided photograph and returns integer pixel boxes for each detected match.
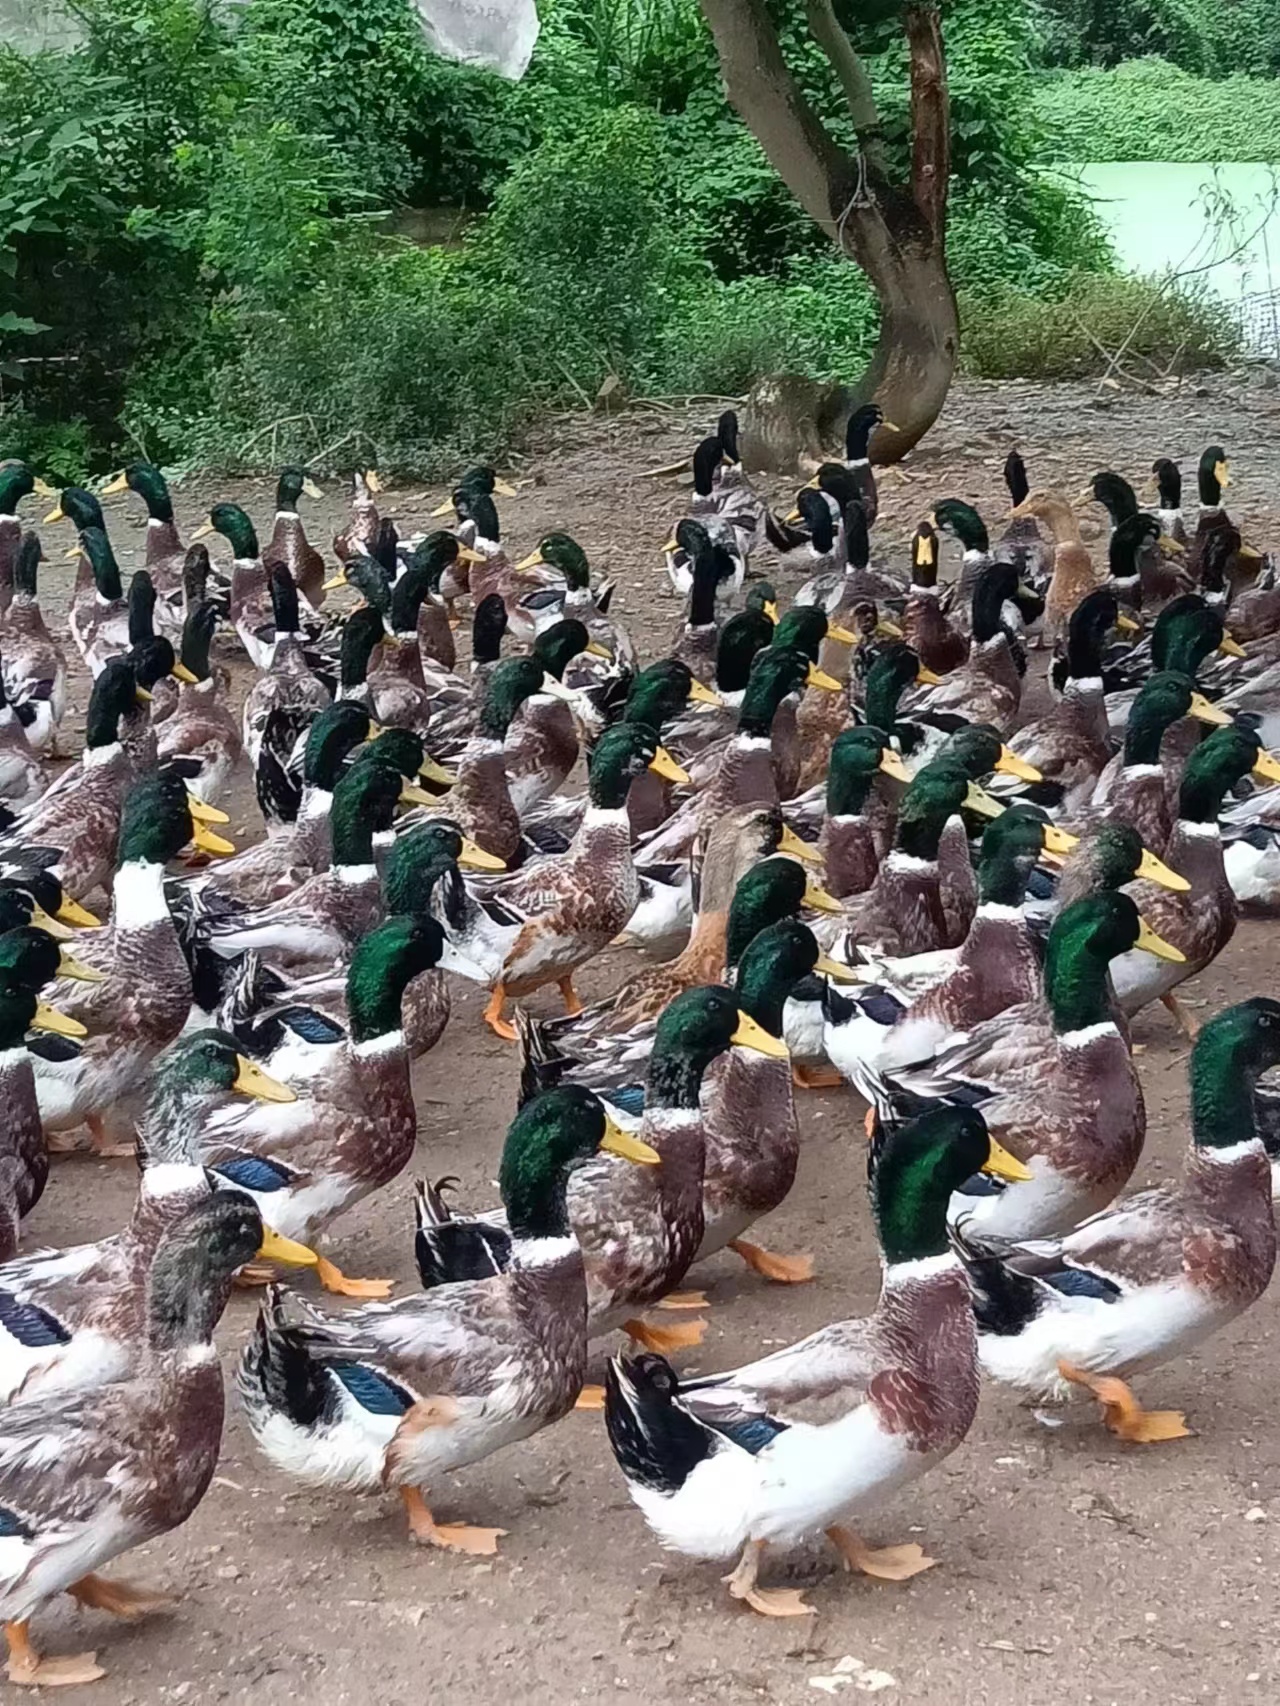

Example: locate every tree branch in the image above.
[697,0,851,239]
[804,0,886,171]
[905,4,949,236]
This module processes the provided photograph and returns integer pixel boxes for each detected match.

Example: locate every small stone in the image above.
[1245,1506,1267,1522]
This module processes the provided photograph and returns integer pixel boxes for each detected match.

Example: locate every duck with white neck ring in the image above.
[240,566,330,768]
[191,501,275,668]
[152,599,244,805]
[260,465,327,611]
[604,1103,1008,1618]
[1,531,66,758]
[0,464,56,616]
[954,996,1280,1443]
[238,1085,658,1555]
[0,1027,304,1403]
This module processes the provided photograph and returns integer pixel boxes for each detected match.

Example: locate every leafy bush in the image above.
[1034,0,1280,78]
[1035,58,1280,162]
[959,271,1239,378]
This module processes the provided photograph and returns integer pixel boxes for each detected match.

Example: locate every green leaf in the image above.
[0,312,50,336]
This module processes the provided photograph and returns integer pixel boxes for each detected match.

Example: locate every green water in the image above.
[1064,162,1280,351]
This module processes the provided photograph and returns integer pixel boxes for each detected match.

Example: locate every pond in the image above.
[1062,161,1280,355]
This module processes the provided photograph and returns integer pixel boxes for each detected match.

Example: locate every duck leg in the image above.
[399,1487,506,1555]
[825,1525,937,1580]
[722,1540,814,1617]
[315,1256,395,1299]
[1057,1360,1190,1442]
[729,1239,814,1284]
[1160,992,1201,1040]
[574,1385,606,1410]
[483,984,517,1041]
[67,1575,175,1620]
[623,1316,706,1354]
[4,1621,104,1688]
[557,975,584,1017]
[85,1113,137,1160]
[791,1063,843,1090]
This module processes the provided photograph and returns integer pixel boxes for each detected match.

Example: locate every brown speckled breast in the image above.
[821,815,878,899]
[870,1268,979,1452]
[1183,1144,1275,1307]
[698,1050,797,1248]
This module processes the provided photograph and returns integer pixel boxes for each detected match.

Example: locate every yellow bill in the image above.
[459,837,506,871]
[783,508,801,524]
[875,617,904,639]
[30,477,57,499]
[916,664,944,686]
[914,533,936,568]
[1252,750,1280,784]
[1189,691,1231,726]
[826,621,858,644]
[365,470,383,493]
[301,477,324,500]
[192,821,235,855]
[1042,824,1079,855]
[806,663,841,692]
[419,756,457,786]
[995,747,1042,782]
[649,746,691,785]
[730,1009,789,1058]
[30,906,73,941]
[802,880,843,914]
[1157,535,1185,557]
[135,685,152,705]
[186,793,230,825]
[778,824,821,864]
[815,953,857,983]
[1218,634,1246,659]
[1136,849,1191,891]
[687,678,723,707]
[64,544,81,560]
[43,503,65,523]
[56,950,104,984]
[1115,612,1141,634]
[585,640,612,660]
[494,478,518,498]
[982,1137,1033,1182]
[963,782,1005,819]
[1213,459,1230,489]
[763,600,779,623]
[32,1001,86,1038]
[172,660,199,685]
[880,418,901,432]
[322,573,347,592]
[514,549,544,572]
[399,783,438,807]
[99,471,129,496]
[1135,916,1186,961]
[188,521,214,541]
[56,896,100,928]
[600,1115,660,1165]
[456,545,485,566]
[234,1054,297,1104]
[430,497,455,517]
[258,1226,320,1267]
[879,749,913,782]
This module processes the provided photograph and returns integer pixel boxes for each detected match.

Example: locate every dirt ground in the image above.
[23,370,1280,1705]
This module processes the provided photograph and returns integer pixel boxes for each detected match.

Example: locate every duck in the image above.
[1002,488,1101,645]
[993,450,1054,588]
[30,770,231,1148]
[333,468,382,566]
[904,562,1027,736]
[0,463,54,613]
[1187,444,1238,583]
[199,915,446,1295]
[503,619,602,815]
[954,996,1280,1443]
[509,533,632,666]
[153,601,245,805]
[196,502,276,667]
[241,567,331,768]
[0,1191,265,1687]
[238,1086,657,1554]
[817,725,911,900]
[710,410,766,553]
[0,659,150,902]
[903,521,967,676]
[838,401,894,528]
[261,466,327,610]
[476,721,689,1038]
[1,531,66,755]
[1081,472,1186,605]
[66,526,131,677]
[835,893,1177,1243]
[0,927,98,1262]
[196,760,399,970]
[603,1103,1000,1618]
[665,514,742,619]
[0,654,45,813]
[668,524,739,684]
[1150,456,1188,548]
[1109,723,1273,1035]
[0,1027,303,1401]
[98,462,188,629]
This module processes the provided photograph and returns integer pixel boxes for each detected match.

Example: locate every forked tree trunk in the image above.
[697,0,957,464]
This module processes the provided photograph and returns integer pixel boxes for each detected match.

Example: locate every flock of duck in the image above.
[0,404,1278,1678]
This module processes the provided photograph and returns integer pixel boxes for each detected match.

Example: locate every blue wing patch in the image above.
[1044,1267,1122,1302]
[212,1156,293,1193]
[0,1504,34,1539]
[714,1414,789,1456]
[330,1362,414,1416]
[603,1085,646,1117]
[279,1007,346,1045]
[0,1289,71,1348]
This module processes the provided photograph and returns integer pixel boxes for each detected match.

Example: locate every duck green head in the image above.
[131,634,180,694]
[51,487,104,532]
[500,1085,657,1240]
[372,519,400,577]
[0,924,62,994]
[870,1105,995,1265]
[118,769,209,867]
[863,642,927,738]
[387,564,431,635]
[0,871,95,937]
[893,761,972,861]
[0,885,41,938]
[1108,513,1161,587]
[1087,471,1139,526]
[693,436,724,498]
[533,618,591,682]
[1123,671,1197,765]
[302,701,372,790]
[409,531,462,595]
[12,530,41,599]
[828,725,894,818]
[1064,587,1119,682]
[1189,997,1280,1151]
[1153,457,1182,508]
[121,462,174,524]
[976,804,1051,907]
[383,821,463,915]
[478,655,544,741]
[734,918,821,1038]
[0,464,35,516]
[127,570,158,646]
[465,492,501,543]
[969,561,1019,645]
[1152,595,1222,677]
[773,603,828,662]
[472,593,509,665]
[715,609,774,694]
[675,520,727,627]
[932,499,989,555]
[344,554,393,616]
[725,856,807,966]
[738,645,811,737]
[744,581,779,620]
[624,659,695,730]
[937,723,1004,781]
[148,1191,265,1352]
[795,488,837,556]
[140,1028,295,1165]
[178,602,217,683]
[344,913,446,1043]
[1081,822,1144,893]
[588,720,683,810]
[845,402,888,461]
[1178,723,1260,823]
[328,761,402,867]
[80,526,124,601]
[339,605,386,692]
[208,502,259,560]
[532,533,590,591]
[647,984,784,1111]
[275,466,321,513]
[354,726,425,786]
[1197,444,1229,507]
[1044,891,1177,1034]
[263,565,299,639]
[85,657,147,749]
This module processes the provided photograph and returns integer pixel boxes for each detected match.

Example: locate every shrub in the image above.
[1034,58,1280,162]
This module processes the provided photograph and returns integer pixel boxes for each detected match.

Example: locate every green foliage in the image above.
[959,271,1238,378]
[1034,0,1280,78]
[1036,58,1280,162]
